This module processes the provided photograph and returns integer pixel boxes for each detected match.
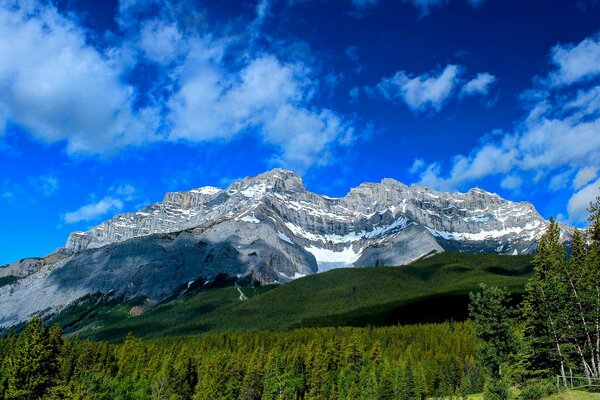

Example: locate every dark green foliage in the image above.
[483,378,511,400]
[522,211,600,382]
[518,379,558,400]
[0,319,483,400]
[469,285,519,378]
[0,318,62,399]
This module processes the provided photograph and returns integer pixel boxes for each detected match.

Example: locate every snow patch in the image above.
[240,215,260,224]
[277,232,294,244]
[191,186,221,195]
[240,184,267,198]
[278,271,307,280]
[426,223,544,242]
[305,245,362,272]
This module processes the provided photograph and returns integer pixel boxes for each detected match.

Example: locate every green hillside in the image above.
[46,252,533,341]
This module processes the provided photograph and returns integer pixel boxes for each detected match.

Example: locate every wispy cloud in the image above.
[568,178,600,223]
[29,175,59,197]
[64,197,124,224]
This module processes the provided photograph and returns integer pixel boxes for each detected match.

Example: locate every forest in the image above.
[0,322,481,399]
[0,195,599,400]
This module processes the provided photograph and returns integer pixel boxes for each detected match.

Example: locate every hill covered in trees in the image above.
[41,252,533,341]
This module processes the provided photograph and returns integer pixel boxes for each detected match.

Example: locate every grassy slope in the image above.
[546,391,600,399]
[49,252,533,341]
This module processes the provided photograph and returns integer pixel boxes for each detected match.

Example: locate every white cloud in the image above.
[412,32,600,222]
[567,179,600,223]
[372,65,495,112]
[415,88,600,192]
[409,158,426,174]
[549,33,600,86]
[373,64,461,113]
[0,1,160,154]
[112,183,138,201]
[0,0,357,172]
[168,52,353,171]
[64,197,124,224]
[461,72,496,96]
[573,166,599,190]
[500,174,523,190]
[139,20,182,65]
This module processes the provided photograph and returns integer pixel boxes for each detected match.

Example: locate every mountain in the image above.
[0,168,566,327]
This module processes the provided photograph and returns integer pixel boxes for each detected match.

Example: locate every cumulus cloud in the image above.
[0,1,160,154]
[0,0,356,172]
[548,33,600,86]
[372,65,461,113]
[64,197,124,224]
[567,179,600,223]
[168,52,353,171]
[461,72,496,96]
[372,65,495,113]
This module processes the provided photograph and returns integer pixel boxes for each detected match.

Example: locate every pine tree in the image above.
[469,285,518,378]
[2,318,55,399]
[522,218,568,381]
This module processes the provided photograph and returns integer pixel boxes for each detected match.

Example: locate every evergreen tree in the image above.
[469,285,518,378]
[2,318,55,399]
[522,218,568,380]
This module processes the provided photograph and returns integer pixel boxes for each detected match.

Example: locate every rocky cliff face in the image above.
[66,168,552,263]
[0,168,567,326]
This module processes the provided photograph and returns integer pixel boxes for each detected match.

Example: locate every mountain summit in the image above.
[0,169,565,326]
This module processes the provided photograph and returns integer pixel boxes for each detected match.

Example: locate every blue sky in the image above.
[1,0,600,264]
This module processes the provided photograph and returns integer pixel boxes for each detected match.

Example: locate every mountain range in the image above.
[0,168,568,327]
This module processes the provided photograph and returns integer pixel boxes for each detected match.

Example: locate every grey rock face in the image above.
[0,168,570,326]
[66,168,556,261]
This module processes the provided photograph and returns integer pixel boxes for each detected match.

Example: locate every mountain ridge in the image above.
[0,168,570,327]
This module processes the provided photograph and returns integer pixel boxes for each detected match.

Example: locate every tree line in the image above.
[469,194,600,399]
[0,321,482,399]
